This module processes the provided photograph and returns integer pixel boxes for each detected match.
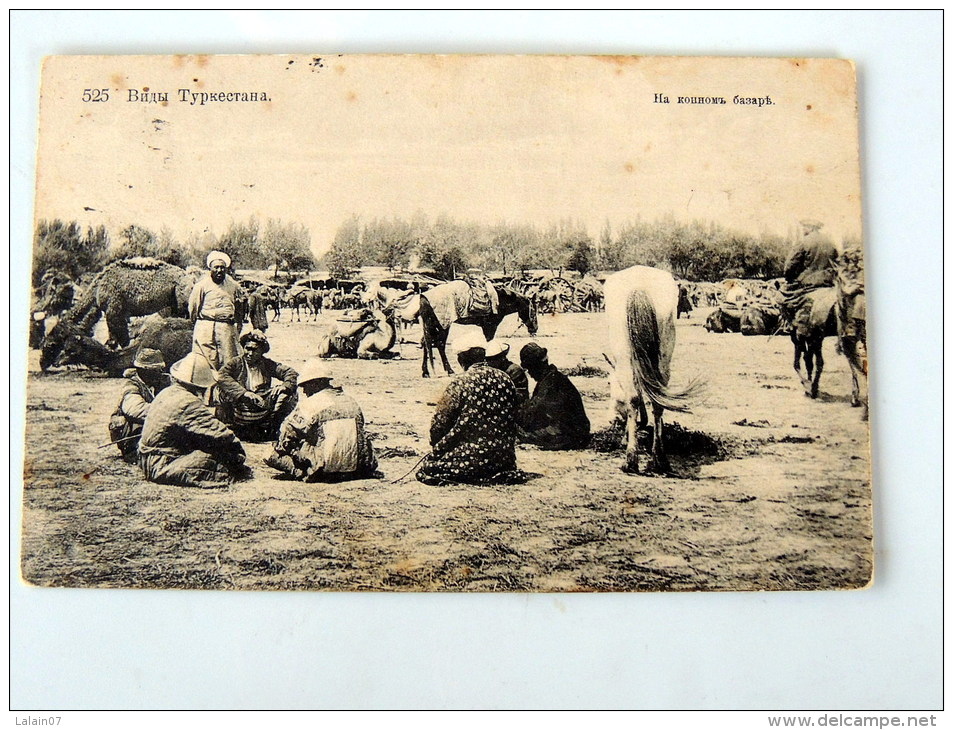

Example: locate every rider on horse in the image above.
[779,220,839,334]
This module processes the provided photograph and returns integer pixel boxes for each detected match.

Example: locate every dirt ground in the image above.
[20,307,873,592]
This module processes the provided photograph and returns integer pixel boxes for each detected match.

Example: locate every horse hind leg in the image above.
[793,336,812,395]
[810,340,824,399]
[429,324,453,376]
[646,402,669,475]
[636,395,649,431]
[841,337,862,407]
[437,343,454,376]
[622,408,640,474]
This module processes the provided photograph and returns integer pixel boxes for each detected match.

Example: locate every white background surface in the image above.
[8,10,943,713]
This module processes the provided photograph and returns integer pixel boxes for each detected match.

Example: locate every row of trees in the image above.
[323,213,792,281]
[324,214,601,280]
[33,212,797,289]
[32,217,315,286]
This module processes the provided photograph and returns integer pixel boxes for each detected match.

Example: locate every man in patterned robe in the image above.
[416,332,521,486]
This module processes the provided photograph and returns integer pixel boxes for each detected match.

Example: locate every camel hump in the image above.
[113,257,175,271]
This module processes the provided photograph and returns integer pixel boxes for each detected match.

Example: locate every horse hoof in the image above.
[621,463,639,475]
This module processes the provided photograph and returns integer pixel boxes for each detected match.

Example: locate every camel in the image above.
[316,308,398,359]
[705,306,742,333]
[740,305,781,336]
[40,258,196,371]
[52,316,193,377]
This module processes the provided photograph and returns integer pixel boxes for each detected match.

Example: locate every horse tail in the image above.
[625,289,699,413]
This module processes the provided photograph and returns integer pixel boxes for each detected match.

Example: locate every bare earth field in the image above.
[20,308,873,592]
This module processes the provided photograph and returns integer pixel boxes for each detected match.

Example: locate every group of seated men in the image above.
[110,330,377,489]
[109,329,591,489]
[416,333,591,486]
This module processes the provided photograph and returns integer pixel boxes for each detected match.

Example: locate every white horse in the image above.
[605,265,697,474]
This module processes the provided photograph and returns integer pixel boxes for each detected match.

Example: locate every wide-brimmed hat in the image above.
[484,340,509,358]
[452,331,488,355]
[298,359,334,386]
[520,342,548,367]
[133,348,166,371]
[206,250,232,268]
[169,353,216,388]
[799,219,824,233]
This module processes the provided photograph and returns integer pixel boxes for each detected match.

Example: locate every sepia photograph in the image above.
[22,53,872,593]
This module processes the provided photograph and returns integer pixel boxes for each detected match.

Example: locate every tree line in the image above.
[32,217,315,286]
[33,211,806,290]
[324,213,795,281]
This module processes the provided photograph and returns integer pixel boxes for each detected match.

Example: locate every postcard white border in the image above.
[9,9,943,711]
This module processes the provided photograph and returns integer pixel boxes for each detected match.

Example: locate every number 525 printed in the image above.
[81,88,110,102]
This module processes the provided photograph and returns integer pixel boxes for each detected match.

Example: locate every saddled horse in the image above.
[417,281,538,377]
[604,265,698,474]
[789,287,839,399]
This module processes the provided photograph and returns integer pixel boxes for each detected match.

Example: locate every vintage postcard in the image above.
[22,54,870,591]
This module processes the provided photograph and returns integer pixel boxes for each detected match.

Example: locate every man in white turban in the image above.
[188,250,243,370]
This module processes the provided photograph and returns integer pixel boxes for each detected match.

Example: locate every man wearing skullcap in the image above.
[265,360,378,482]
[188,250,243,370]
[213,330,298,441]
[138,353,247,489]
[517,342,591,450]
[779,220,840,332]
[107,348,169,463]
[416,331,522,486]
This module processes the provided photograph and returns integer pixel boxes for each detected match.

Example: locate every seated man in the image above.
[485,339,529,404]
[213,330,298,441]
[518,342,591,450]
[139,353,248,489]
[265,361,378,482]
[107,348,169,463]
[416,332,521,486]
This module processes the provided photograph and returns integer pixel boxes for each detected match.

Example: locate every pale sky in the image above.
[35,54,863,258]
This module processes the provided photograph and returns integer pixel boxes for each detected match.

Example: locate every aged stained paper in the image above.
[24,55,870,591]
